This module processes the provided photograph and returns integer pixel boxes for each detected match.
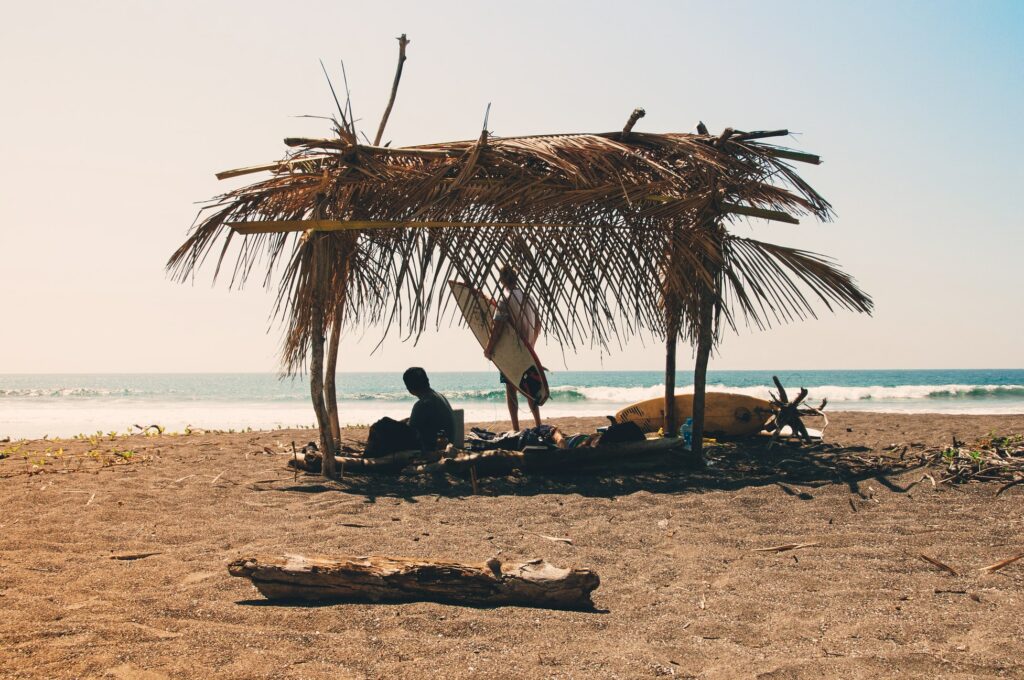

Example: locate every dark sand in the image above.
[2,412,1023,679]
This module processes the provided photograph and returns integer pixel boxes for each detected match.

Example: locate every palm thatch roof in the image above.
[167,124,871,372]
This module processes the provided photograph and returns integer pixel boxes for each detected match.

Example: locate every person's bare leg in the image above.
[528,398,541,428]
[505,382,520,431]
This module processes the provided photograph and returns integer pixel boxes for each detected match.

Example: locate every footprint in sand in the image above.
[181,571,218,585]
[106,663,171,680]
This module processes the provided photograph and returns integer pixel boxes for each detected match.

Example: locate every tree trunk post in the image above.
[308,235,335,479]
[324,303,343,454]
[664,321,678,438]
[690,298,714,461]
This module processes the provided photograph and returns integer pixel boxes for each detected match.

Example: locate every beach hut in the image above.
[168,39,872,475]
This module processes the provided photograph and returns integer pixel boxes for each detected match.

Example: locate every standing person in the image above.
[403,367,455,453]
[484,266,542,430]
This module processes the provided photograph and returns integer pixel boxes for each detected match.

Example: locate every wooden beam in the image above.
[733,129,789,142]
[228,219,597,235]
[229,554,600,610]
[761,147,821,165]
[719,202,799,224]
[215,157,330,181]
[283,138,458,158]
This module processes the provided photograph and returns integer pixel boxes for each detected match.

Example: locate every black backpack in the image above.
[364,417,420,457]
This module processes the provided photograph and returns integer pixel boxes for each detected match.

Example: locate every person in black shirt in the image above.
[403,367,455,453]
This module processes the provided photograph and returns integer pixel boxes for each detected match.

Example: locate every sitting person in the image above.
[403,367,455,453]
[364,368,455,457]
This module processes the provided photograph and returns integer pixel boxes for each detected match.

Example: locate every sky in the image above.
[1,0,1021,373]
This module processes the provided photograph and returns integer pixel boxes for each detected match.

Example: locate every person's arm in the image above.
[484,317,506,360]
[408,400,428,451]
[485,298,509,360]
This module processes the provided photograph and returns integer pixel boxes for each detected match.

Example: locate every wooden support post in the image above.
[308,235,335,479]
[323,248,350,457]
[664,321,678,438]
[691,298,714,461]
[324,304,343,454]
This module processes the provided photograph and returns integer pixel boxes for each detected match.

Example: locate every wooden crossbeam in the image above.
[282,138,458,157]
[761,148,821,165]
[228,219,596,235]
[215,157,330,181]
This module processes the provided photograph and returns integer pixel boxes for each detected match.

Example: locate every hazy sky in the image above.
[2,1,1021,374]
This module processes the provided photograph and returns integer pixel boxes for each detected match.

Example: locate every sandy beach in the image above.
[2,411,1023,679]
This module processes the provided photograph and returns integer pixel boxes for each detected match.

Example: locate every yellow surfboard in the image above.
[614,393,774,437]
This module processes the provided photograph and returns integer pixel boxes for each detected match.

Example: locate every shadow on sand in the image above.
[252,439,928,505]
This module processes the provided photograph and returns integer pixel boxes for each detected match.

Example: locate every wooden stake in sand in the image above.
[228,554,599,610]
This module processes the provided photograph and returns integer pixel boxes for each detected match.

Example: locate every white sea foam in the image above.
[564,383,1024,403]
[2,376,1023,439]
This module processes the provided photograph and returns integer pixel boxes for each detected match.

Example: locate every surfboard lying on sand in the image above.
[449,281,550,406]
[614,393,774,437]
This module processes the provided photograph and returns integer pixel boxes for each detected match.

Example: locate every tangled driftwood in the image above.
[915,434,1024,493]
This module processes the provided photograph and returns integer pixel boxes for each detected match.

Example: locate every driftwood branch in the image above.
[733,129,789,142]
[621,108,646,139]
[374,33,410,146]
[766,376,820,447]
[229,554,599,610]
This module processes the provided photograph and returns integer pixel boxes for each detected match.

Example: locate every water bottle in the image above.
[680,418,693,449]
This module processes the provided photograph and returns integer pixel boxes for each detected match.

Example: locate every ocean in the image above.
[1,370,1023,439]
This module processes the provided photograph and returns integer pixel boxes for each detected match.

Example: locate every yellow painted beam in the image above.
[228,219,594,235]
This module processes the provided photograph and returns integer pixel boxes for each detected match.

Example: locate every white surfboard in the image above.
[449,281,550,406]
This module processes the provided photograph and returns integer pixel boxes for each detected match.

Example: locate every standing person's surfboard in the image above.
[449,281,550,406]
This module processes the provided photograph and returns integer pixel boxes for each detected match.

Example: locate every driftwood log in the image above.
[229,554,599,610]
[414,436,690,477]
[292,448,426,474]
[292,437,691,478]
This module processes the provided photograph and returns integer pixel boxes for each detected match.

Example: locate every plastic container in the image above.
[680,417,693,449]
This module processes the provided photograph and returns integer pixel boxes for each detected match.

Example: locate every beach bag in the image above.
[364,417,419,457]
[596,421,645,446]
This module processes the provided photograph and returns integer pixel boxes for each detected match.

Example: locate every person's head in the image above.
[402,367,431,395]
[499,265,519,289]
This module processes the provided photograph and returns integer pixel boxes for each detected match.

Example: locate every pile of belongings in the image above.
[466,421,645,453]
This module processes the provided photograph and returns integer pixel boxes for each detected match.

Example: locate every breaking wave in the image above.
[0,387,146,398]
[2,383,1023,404]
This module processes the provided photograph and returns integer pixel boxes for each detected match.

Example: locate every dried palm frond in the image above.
[168,124,871,374]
